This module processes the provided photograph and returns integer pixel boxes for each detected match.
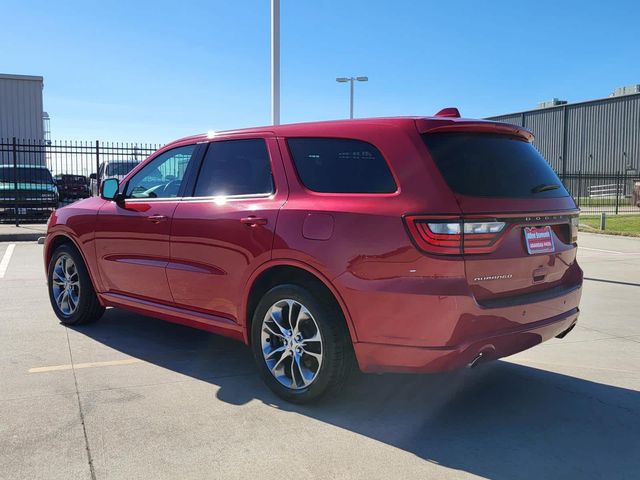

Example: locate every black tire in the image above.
[251,283,352,403]
[47,243,105,325]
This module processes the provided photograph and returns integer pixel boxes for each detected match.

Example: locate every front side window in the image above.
[286,138,397,193]
[125,145,195,199]
[194,139,273,197]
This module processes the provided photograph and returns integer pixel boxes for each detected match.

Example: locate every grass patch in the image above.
[576,197,634,207]
[579,215,640,236]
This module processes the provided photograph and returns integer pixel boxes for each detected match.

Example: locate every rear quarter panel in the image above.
[271,124,468,345]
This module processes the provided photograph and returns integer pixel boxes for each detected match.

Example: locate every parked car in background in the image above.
[89,159,140,196]
[54,174,90,202]
[0,164,59,220]
[44,114,582,403]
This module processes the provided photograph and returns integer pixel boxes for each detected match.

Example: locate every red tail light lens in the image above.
[404,216,507,255]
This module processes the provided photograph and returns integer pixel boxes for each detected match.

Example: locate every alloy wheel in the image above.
[51,254,81,316]
[261,299,323,390]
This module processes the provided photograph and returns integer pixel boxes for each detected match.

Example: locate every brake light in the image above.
[404,216,507,255]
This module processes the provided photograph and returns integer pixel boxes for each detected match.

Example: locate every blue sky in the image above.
[2,0,639,143]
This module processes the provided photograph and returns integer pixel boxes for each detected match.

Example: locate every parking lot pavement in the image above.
[0,233,639,480]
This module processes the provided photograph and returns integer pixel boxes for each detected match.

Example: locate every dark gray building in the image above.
[487,87,640,178]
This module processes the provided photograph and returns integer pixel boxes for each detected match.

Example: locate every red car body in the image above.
[44,116,582,374]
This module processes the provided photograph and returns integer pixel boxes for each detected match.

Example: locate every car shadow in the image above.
[73,308,640,480]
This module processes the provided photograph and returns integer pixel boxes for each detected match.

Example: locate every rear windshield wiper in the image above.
[531,183,560,194]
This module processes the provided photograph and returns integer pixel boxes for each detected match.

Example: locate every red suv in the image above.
[44,113,582,403]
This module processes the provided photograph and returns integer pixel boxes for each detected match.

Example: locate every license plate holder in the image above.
[524,226,555,255]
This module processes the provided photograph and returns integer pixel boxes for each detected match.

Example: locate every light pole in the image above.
[336,76,368,119]
[271,0,280,125]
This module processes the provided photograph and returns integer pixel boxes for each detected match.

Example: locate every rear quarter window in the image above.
[286,138,396,193]
[422,132,569,198]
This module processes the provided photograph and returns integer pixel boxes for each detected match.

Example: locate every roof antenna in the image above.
[434,107,461,118]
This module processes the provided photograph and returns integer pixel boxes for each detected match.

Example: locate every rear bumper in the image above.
[355,307,579,373]
[334,266,582,373]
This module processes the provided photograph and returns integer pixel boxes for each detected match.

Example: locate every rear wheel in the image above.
[251,284,352,403]
[47,244,105,325]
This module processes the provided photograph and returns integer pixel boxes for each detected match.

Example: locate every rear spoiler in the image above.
[415,119,534,143]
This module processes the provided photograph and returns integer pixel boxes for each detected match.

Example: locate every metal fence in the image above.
[0,137,638,225]
[562,172,640,215]
[0,138,161,224]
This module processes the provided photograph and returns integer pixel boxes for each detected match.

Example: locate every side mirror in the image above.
[89,173,97,180]
[101,178,121,202]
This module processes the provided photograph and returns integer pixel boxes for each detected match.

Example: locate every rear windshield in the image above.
[107,162,139,176]
[0,167,53,184]
[422,133,569,198]
[59,175,86,183]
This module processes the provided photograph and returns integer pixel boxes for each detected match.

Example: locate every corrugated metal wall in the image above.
[0,74,44,142]
[487,93,640,175]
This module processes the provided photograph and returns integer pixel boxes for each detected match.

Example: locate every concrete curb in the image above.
[0,233,44,242]
[0,224,47,243]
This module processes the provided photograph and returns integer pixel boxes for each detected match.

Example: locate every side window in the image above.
[125,145,196,199]
[286,138,396,193]
[194,139,273,197]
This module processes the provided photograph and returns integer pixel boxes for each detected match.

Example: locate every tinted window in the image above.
[422,133,569,198]
[125,145,195,199]
[0,167,53,184]
[287,138,396,193]
[194,139,273,197]
[107,162,139,176]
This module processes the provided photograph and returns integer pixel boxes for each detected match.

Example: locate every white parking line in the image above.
[29,358,143,373]
[0,243,16,278]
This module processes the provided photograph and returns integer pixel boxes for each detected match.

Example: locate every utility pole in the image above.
[271,0,280,125]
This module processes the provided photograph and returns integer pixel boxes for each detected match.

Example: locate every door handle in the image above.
[240,216,268,226]
[146,214,168,224]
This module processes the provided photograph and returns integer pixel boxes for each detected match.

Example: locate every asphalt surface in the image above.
[0,233,639,480]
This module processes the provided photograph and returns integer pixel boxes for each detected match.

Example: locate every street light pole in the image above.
[271,0,280,125]
[349,78,354,119]
[336,76,368,119]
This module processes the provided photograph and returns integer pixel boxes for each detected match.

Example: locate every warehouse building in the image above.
[0,73,46,141]
[487,86,640,212]
[487,85,640,178]
[0,73,49,167]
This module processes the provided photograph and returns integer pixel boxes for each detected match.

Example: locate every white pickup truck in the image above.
[89,159,140,196]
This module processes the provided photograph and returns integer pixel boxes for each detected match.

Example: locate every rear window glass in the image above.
[287,138,396,193]
[422,133,569,198]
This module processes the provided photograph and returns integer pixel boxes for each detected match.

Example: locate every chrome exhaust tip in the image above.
[556,322,577,339]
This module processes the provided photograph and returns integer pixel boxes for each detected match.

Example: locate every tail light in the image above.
[570,216,579,243]
[404,216,507,255]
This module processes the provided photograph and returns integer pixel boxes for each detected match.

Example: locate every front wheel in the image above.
[47,244,105,325]
[251,284,352,403]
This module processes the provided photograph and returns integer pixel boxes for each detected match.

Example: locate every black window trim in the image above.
[285,136,399,195]
[186,137,276,199]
